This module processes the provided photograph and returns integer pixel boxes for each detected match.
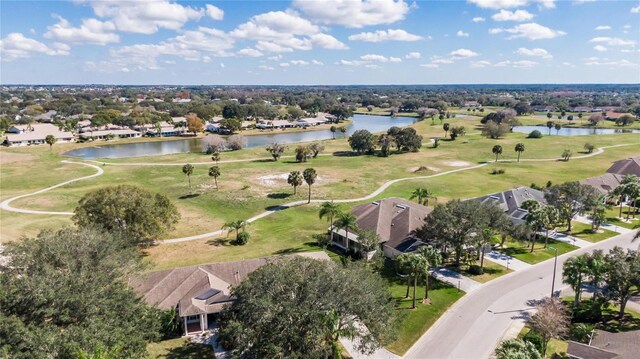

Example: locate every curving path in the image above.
[0,144,635,243]
[0,161,103,215]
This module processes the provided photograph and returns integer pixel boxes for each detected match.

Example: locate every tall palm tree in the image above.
[319,202,342,244]
[303,168,317,204]
[554,123,562,135]
[563,255,589,308]
[287,171,303,194]
[546,121,554,135]
[182,164,194,191]
[514,143,525,162]
[417,246,442,302]
[586,250,606,299]
[410,187,433,206]
[208,166,221,189]
[492,145,503,162]
[397,253,428,309]
[335,212,357,251]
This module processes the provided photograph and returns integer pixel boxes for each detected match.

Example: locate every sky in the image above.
[0,0,639,85]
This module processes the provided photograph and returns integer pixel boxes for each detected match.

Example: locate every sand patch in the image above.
[408,166,441,173]
[255,173,327,188]
[440,160,472,167]
[0,151,35,165]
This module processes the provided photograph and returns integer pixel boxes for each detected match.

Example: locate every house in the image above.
[580,173,625,196]
[604,112,634,120]
[256,119,296,129]
[607,157,640,177]
[79,129,141,140]
[129,252,330,336]
[572,106,594,113]
[463,101,482,107]
[4,124,74,146]
[330,197,432,258]
[144,122,187,137]
[471,187,546,224]
[567,329,640,359]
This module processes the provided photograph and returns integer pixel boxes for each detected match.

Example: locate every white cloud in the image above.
[360,54,401,62]
[205,4,224,20]
[290,60,309,65]
[456,30,470,37]
[83,0,204,34]
[489,23,566,40]
[515,47,552,58]
[258,65,274,71]
[279,62,290,67]
[44,15,119,45]
[589,37,636,47]
[311,60,324,65]
[348,29,423,42]
[267,55,283,61]
[420,63,439,68]
[337,59,364,66]
[0,32,69,61]
[432,58,455,64]
[494,60,538,67]
[293,0,410,28]
[405,52,421,59]
[631,5,640,13]
[594,25,611,31]
[573,0,595,4]
[593,45,607,52]
[451,48,479,57]
[467,0,555,9]
[492,9,534,22]
[585,58,637,67]
[472,17,486,22]
[231,11,347,52]
[561,61,575,67]
[471,60,492,67]
[236,48,263,57]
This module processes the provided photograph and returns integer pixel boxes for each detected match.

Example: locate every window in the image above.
[186,315,200,322]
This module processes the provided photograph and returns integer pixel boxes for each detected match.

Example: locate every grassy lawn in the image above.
[560,221,618,243]
[449,259,512,284]
[518,326,568,358]
[604,207,640,230]
[380,266,464,355]
[147,337,215,359]
[497,236,578,264]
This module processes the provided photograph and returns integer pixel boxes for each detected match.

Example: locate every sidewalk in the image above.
[574,214,634,234]
[542,231,592,248]
[430,267,482,293]
[484,250,531,271]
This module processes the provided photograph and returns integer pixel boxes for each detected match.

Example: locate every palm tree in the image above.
[330,125,337,139]
[417,246,442,303]
[303,168,317,204]
[397,253,428,309]
[287,171,303,195]
[339,126,347,137]
[586,250,606,299]
[410,187,433,206]
[222,220,247,241]
[208,166,221,189]
[492,145,503,162]
[554,123,562,135]
[182,164,194,191]
[563,255,589,308]
[211,152,220,164]
[319,202,342,244]
[546,112,553,120]
[443,123,450,137]
[546,121,554,135]
[45,135,57,151]
[515,143,525,162]
[335,212,357,251]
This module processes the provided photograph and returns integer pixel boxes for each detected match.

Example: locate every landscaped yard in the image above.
[147,337,215,359]
[496,235,578,264]
[380,266,464,355]
[560,221,618,243]
[604,207,640,230]
[450,259,512,284]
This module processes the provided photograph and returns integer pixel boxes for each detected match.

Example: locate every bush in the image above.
[235,232,250,245]
[468,265,483,275]
[527,130,543,138]
[202,134,226,154]
[569,323,595,343]
[523,330,544,353]
[491,169,506,175]
[312,233,331,249]
[227,134,245,151]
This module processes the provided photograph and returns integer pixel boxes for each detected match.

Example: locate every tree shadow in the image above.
[267,192,292,199]
[273,247,306,255]
[179,193,200,199]
[252,158,275,163]
[332,151,358,157]
[265,205,290,211]
[206,238,230,247]
[164,342,215,359]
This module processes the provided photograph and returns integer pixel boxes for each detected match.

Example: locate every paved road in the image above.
[404,230,639,359]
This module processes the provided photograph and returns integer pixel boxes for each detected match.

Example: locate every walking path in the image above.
[0,144,635,244]
[484,250,531,271]
[430,267,482,293]
[574,214,634,234]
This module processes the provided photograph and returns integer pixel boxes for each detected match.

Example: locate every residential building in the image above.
[580,173,625,196]
[607,157,640,177]
[79,129,141,140]
[567,329,640,359]
[129,252,330,336]
[471,187,546,224]
[330,197,432,258]
[4,123,74,146]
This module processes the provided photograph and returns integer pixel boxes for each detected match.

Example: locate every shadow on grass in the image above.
[164,343,215,359]
[252,158,275,163]
[273,247,306,255]
[265,204,290,211]
[206,238,230,247]
[178,193,200,199]
[332,151,358,157]
[267,192,292,199]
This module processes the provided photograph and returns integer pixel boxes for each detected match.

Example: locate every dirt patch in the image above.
[440,160,472,167]
[409,166,441,173]
[0,151,35,165]
[255,173,328,188]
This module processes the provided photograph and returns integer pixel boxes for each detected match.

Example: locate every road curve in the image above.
[0,161,103,215]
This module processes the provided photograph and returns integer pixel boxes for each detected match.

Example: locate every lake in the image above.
[512,125,640,136]
[64,114,418,159]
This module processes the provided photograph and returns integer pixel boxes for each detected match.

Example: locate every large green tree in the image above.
[494,339,541,359]
[218,257,397,359]
[545,182,597,232]
[0,227,161,358]
[319,201,342,244]
[603,247,640,318]
[348,129,376,154]
[563,255,590,308]
[72,185,180,245]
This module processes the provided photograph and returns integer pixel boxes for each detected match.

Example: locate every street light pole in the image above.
[548,246,558,297]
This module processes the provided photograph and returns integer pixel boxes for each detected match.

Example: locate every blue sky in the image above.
[1,0,639,85]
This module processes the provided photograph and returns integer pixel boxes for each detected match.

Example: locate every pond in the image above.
[512,125,640,136]
[64,114,418,159]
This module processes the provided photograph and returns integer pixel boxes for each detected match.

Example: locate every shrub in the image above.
[528,130,543,138]
[235,232,250,245]
[491,169,506,175]
[312,233,332,249]
[202,134,226,154]
[583,143,595,154]
[522,330,544,353]
[569,323,595,343]
[468,264,483,275]
[227,134,245,151]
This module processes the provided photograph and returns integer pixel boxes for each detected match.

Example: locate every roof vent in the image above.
[372,201,380,206]
[395,204,407,209]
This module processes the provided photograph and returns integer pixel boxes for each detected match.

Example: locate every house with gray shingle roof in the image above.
[471,187,546,224]
[331,197,433,258]
[568,329,640,359]
[607,157,640,178]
